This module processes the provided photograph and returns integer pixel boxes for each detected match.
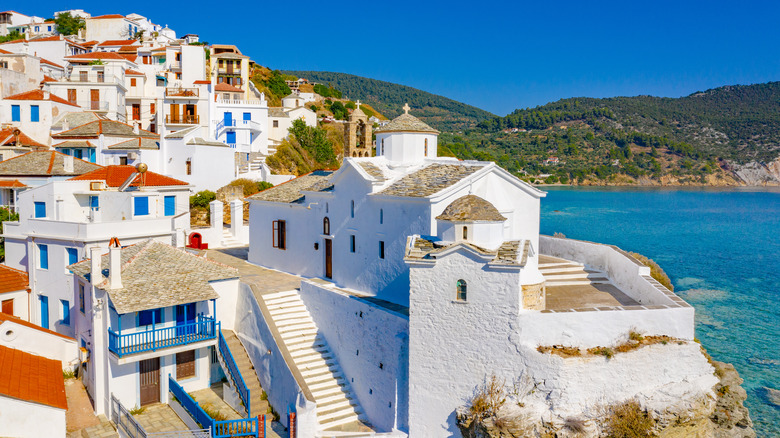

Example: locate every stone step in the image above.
[277,321,317,333]
[263,290,300,302]
[267,301,307,312]
[288,342,328,355]
[269,305,308,316]
[539,265,590,273]
[301,363,340,378]
[546,280,612,287]
[318,404,359,422]
[543,272,608,281]
[272,311,312,322]
[320,412,361,430]
[538,261,583,269]
[280,327,318,339]
[306,371,343,385]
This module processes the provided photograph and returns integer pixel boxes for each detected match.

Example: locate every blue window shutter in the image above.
[134,196,149,216]
[40,296,49,329]
[226,131,236,144]
[39,244,48,269]
[89,148,96,162]
[11,105,20,122]
[67,248,78,266]
[30,105,39,122]
[164,196,175,216]
[243,112,251,121]
[61,300,70,325]
[90,195,99,209]
[63,148,71,156]
[224,112,232,126]
[34,201,46,218]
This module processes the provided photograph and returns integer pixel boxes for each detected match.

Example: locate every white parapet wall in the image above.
[299,280,410,433]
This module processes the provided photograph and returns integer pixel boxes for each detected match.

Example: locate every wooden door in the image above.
[90,89,99,110]
[325,239,332,279]
[139,358,160,406]
[1,299,13,315]
[169,104,179,123]
[67,89,77,104]
[132,104,140,121]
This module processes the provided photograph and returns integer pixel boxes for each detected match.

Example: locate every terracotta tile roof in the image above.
[0,313,75,341]
[248,170,334,204]
[98,39,137,46]
[70,165,188,187]
[0,180,27,188]
[41,75,57,83]
[0,151,101,176]
[4,89,79,107]
[379,163,486,197]
[65,52,128,61]
[0,35,82,48]
[0,345,67,410]
[0,48,11,54]
[81,41,98,48]
[0,264,28,294]
[53,119,157,139]
[117,45,138,54]
[193,80,211,85]
[125,69,144,76]
[436,194,506,222]
[90,14,125,19]
[0,127,47,148]
[69,240,238,314]
[39,57,63,68]
[214,83,243,92]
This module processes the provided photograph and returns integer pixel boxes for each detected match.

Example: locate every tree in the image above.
[0,207,20,261]
[289,119,336,166]
[0,30,22,44]
[54,12,85,36]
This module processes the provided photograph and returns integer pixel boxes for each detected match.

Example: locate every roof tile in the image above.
[69,165,188,187]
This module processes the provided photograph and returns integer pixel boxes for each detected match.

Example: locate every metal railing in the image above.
[213,417,262,438]
[111,394,147,438]
[65,73,124,85]
[108,315,218,357]
[169,375,214,430]
[218,330,251,417]
[166,114,200,124]
[146,431,211,438]
[165,87,199,97]
[76,100,110,111]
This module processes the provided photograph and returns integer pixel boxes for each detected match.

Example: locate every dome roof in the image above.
[436,195,506,222]
[375,113,439,134]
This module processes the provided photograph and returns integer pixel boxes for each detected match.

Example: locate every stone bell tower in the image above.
[344,100,373,159]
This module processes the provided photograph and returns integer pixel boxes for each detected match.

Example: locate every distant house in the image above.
[543,156,560,166]
[0,264,29,320]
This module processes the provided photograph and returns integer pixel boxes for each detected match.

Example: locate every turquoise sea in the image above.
[539,187,780,436]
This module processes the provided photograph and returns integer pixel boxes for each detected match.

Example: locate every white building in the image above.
[0,35,88,68]
[0,11,32,36]
[0,89,81,145]
[0,264,29,319]
[51,118,160,165]
[267,95,317,146]
[68,239,239,417]
[2,166,192,337]
[84,14,139,41]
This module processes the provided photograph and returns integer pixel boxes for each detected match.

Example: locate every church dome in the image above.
[436,195,506,222]
[375,113,439,134]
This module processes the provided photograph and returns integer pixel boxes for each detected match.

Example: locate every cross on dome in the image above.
[356,100,361,109]
[403,103,410,114]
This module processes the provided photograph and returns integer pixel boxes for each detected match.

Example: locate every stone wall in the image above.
[521,282,545,310]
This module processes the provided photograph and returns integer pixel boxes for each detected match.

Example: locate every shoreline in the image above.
[534,183,780,192]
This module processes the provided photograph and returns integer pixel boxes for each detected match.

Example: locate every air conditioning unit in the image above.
[128,152,138,160]
[90,181,105,191]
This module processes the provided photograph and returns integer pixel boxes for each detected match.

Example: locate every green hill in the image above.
[282,71,495,131]
[445,82,780,185]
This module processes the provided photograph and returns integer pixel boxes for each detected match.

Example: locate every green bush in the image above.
[257,181,273,192]
[190,190,216,208]
[345,101,356,110]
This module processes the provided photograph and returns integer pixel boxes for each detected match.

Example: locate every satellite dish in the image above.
[135,163,148,173]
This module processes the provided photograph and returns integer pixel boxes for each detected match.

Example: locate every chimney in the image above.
[90,247,103,285]
[132,122,140,135]
[43,90,50,100]
[62,118,69,131]
[108,243,122,290]
[63,154,74,173]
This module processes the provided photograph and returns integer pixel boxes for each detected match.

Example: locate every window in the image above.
[177,350,196,379]
[89,195,99,210]
[119,156,128,165]
[66,247,78,269]
[225,131,236,144]
[150,103,156,114]
[132,104,140,120]
[164,195,175,216]
[130,78,137,87]
[380,138,384,155]
[97,71,104,83]
[176,73,181,80]
[463,226,468,240]
[79,284,85,313]
[456,279,467,302]
[40,296,49,329]
[0,61,7,69]
[38,244,48,269]
[74,149,83,159]
[34,201,46,218]
[379,241,385,259]
[272,220,286,250]
[186,159,192,175]
[134,196,149,216]
[30,105,39,122]
[350,235,356,253]
[61,300,70,325]
[243,112,251,121]
[11,105,20,122]
[138,308,163,326]
[424,138,428,156]
[379,209,383,225]
[67,89,76,103]
[79,71,88,82]
[272,120,279,128]
[323,217,330,235]
[350,200,355,218]
[1,299,13,316]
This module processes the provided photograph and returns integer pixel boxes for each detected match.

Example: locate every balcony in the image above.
[166,114,200,124]
[64,73,124,86]
[165,87,199,98]
[215,118,263,133]
[169,60,182,70]
[76,100,110,112]
[108,315,218,358]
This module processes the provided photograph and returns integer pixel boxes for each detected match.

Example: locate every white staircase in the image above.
[261,290,365,431]
[238,157,264,175]
[220,229,244,248]
[539,258,611,287]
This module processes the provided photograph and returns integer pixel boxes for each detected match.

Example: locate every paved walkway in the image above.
[190,385,285,438]
[133,403,189,433]
[65,378,100,432]
[205,247,301,298]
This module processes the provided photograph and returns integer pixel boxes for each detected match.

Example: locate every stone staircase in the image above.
[238,157,264,175]
[71,415,118,438]
[261,290,365,431]
[220,228,244,248]
[539,257,611,287]
[220,330,270,418]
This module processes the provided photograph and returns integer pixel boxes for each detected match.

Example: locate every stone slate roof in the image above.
[379,163,486,197]
[53,120,158,139]
[187,138,229,147]
[0,151,101,176]
[268,107,289,118]
[106,138,160,150]
[436,194,506,222]
[164,126,198,139]
[51,112,105,131]
[358,162,387,181]
[248,170,334,204]
[69,240,239,314]
[405,236,528,266]
[52,140,96,149]
[374,113,439,134]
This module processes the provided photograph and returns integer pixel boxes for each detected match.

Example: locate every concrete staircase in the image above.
[261,290,365,431]
[221,330,270,418]
[539,258,611,287]
[238,157,264,175]
[220,228,244,248]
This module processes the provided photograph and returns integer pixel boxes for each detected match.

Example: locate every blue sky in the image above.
[32,0,780,115]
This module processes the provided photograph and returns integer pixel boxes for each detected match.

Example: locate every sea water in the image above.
[539,187,780,436]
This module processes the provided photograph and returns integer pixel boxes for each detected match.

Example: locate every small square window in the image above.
[61,300,70,325]
[34,201,46,218]
[134,196,149,216]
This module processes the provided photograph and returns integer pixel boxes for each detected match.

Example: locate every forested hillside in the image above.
[283,71,495,131]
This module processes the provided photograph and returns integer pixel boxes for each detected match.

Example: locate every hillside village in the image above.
[0,9,756,438]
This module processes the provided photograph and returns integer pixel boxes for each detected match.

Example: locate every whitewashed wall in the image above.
[0,397,66,438]
[299,281,409,432]
[0,319,78,368]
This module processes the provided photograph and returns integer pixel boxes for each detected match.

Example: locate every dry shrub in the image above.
[493,413,525,435]
[553,232,567,238]
[564,416,587,433]
[603,401,654,438]
[628,330,644,342]
[469,374,506,420]
[588,347,615,359]
[629,252,674,291]
[538,345,582,357]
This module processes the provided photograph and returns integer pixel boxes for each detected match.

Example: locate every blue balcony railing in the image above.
[218,330,251,416]
[108,315,219,357]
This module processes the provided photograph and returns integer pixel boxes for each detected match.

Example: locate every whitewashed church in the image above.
[244,105,715,437]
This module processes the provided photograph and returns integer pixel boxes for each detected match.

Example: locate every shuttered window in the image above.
[272,220,286,250]
[176,350,196,379]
